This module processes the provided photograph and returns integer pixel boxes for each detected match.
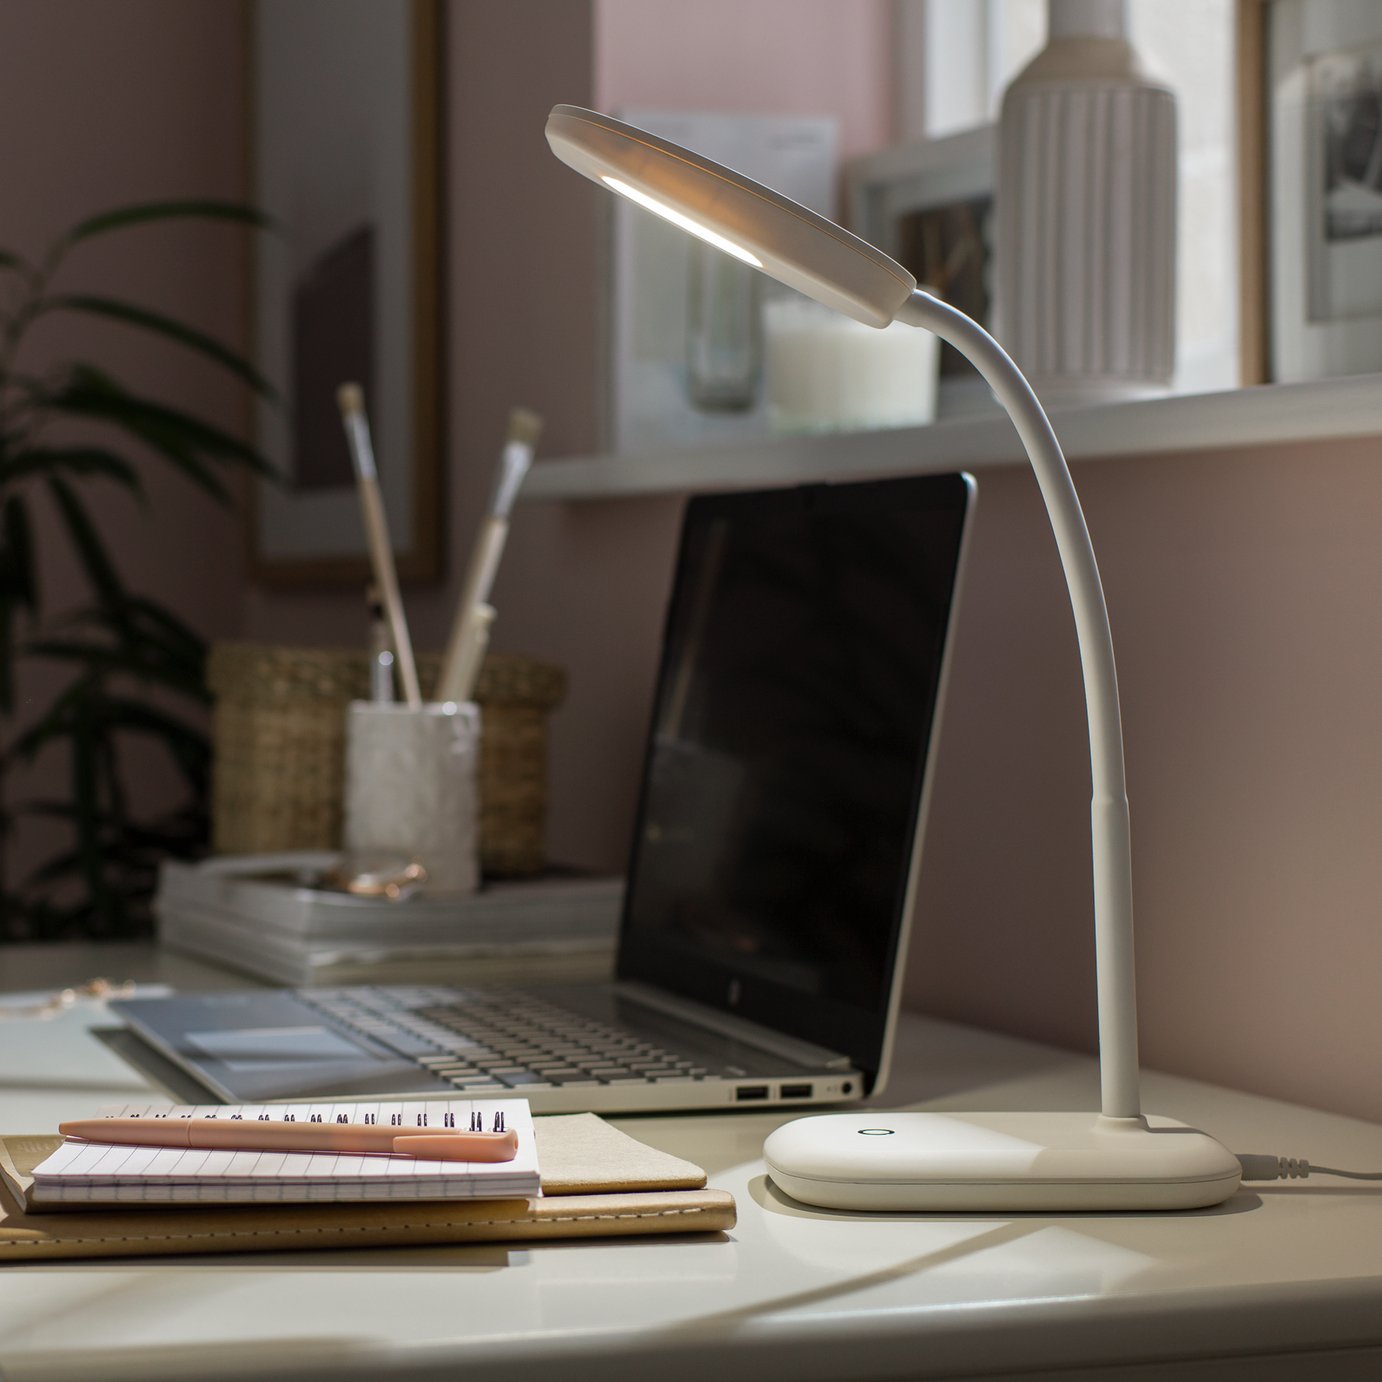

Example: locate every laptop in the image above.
[114,471,975,1113]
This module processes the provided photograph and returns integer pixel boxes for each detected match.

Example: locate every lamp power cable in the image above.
[1237,1155,1382,1182]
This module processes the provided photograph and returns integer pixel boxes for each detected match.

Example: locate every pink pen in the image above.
[58,1117,520,1163]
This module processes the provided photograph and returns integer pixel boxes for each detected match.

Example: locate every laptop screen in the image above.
[618,472,973,1077]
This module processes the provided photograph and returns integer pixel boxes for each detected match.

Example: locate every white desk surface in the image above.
[1,943,1381,1382]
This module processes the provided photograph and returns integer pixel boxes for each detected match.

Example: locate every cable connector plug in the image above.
[1237,1154,1311,1181]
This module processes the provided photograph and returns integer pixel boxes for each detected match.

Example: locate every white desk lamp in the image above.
[547,105,1240,1212]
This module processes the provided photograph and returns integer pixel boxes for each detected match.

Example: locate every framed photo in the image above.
[607,111,838,454]
[847,126,995,414]
[249,0,442,586]
[1240,0,1382,384]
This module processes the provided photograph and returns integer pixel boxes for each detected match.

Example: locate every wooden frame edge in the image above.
[246,0,446,590]
[1237,0,1269,387]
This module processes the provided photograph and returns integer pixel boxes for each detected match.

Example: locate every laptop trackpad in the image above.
[187,1026,370,1072]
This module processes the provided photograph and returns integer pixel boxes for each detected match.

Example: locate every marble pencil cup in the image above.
[342,700,481,896]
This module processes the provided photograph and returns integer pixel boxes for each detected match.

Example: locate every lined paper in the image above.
[29,1100,539,1206]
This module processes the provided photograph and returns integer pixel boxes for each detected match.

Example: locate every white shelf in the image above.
[520,375,1382,502]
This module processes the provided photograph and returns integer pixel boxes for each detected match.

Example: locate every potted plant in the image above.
[0,201,274,939]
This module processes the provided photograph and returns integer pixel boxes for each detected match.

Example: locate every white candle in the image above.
[764,295,939,434]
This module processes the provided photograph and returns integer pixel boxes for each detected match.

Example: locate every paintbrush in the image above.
[436,407,542,702]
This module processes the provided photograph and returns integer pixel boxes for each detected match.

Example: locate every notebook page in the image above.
[30,1100,539,1205]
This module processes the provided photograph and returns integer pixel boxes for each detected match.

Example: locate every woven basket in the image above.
[208,643,566,877]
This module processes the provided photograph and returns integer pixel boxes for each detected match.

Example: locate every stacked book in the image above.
[155,854,623,987]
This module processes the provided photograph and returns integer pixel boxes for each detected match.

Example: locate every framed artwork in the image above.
[1240,0,1382,384]
[249,0,443,585]
[847,126,995,414]
[607,111,838,454]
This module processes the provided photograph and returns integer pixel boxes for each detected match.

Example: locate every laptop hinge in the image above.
[614,980,854,1070]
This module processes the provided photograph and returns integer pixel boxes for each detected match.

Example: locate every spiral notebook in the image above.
[27,1100,539,1207]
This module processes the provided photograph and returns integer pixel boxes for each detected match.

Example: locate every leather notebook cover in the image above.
[0,1114,735,1262]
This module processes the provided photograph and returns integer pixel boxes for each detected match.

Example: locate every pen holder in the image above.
[342,701,481,896]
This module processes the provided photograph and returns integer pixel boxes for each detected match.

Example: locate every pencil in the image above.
[337,383,422,708]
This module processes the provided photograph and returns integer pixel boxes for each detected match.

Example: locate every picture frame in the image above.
[607,111,839,454]
[248,0,443,586]
[846,126,995,415]
[1238,0,1270,384]
[1239,0,1382,384]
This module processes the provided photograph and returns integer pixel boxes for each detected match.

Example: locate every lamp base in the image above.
[763,1111,1241,1212]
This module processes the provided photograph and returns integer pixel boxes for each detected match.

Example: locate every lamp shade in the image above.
[545,105,916,327]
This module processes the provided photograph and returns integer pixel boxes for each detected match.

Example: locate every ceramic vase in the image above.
[995,0,1177,404]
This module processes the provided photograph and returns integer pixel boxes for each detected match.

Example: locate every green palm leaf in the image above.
[0,248,37,289]
[13,690,208,789]
[1,495,37,609]
[0,599,12,714]
[62,199,275,244]
[1,446,144,493]
[42,593,208,676]
[0,496,37,710]
[100,694,209,767]
[50,367,278,489]
[22,815,183,892]
[3,197,276,935]
[121,595,207,666]
[41,295,279,400]
[46,475,126,606]
[42,390,228,502]
[22,637,209,701]
[20,845,85,890]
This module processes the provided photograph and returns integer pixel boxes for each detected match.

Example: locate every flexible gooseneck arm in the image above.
[897,289,1141,1121]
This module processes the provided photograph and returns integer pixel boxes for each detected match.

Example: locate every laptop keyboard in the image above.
[300,986,739,1093]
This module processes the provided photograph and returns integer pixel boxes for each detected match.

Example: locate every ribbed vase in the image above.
[995,0,1177,404]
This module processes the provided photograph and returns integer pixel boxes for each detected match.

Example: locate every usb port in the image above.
[735,1085,769,1101]
[780,1083,813,1100]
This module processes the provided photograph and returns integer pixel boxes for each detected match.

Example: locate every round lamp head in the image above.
[545,104,916,328]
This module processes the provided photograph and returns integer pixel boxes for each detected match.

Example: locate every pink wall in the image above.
[904,437,1382,1123]
[0,0,250,904]
[594,0,897,158]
